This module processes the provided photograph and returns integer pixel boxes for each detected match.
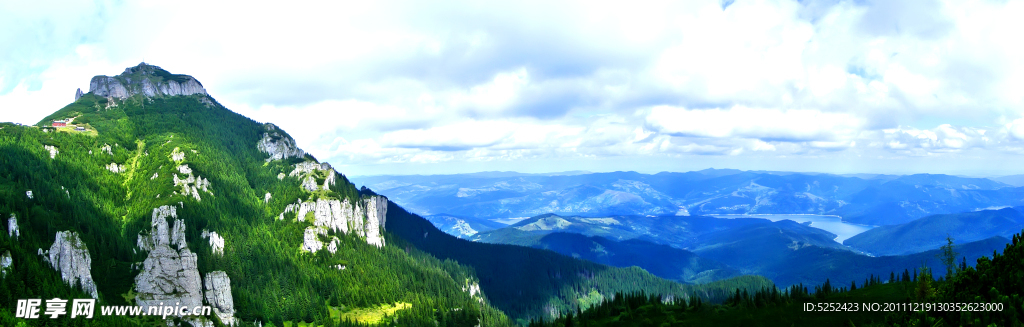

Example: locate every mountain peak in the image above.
[88,63,207,99]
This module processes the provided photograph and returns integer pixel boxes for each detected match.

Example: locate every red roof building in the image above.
[52,121,66,127]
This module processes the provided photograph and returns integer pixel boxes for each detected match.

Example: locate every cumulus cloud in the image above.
[4,0,1024,175]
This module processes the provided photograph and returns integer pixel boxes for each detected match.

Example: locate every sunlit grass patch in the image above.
[335,302,412,325]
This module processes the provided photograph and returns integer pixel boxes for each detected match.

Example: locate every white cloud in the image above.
[645,105,862,141]
[5,0,1024,175]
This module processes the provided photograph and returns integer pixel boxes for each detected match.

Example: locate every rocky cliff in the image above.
[42,231,99,298]
[257,124,305,162]
[7,214,18,239]
[1,250,11,278]
[88,63,207,99]
[135,205,204,313]
[204,271,236,326]
[286,195,389,249]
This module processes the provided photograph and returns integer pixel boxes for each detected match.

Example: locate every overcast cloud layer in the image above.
[3,0,1024,176]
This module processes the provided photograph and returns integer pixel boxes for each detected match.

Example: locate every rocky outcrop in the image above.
[101,144,113,156]
[26,190,32,199]
[300,176,319,192]
[43,231,99,298]
[203,271,236,326]
[463,281,483,303]
[8,214,18,239]
[285,195,389,249]
[364,196,388,248]
[264,193,272,204]
[173,164,212,201]
[287,161,340,193]
[171,147,186,162]
[89,63,207,99]
[326,237,340,254]
[302,227,326,253]
[135,206,203,313]
[75,88,83,101]
[323,171,336,190]
[256,124,305,162]
[201,230,225,256]
[106,162,125,173]
[1,250,12,278]
[44,145,58,159]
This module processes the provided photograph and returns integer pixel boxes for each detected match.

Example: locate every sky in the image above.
[3,0,1024,177]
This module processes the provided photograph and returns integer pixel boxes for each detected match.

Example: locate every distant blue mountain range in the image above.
[353,170,1024,287]
[351,170,1024,226]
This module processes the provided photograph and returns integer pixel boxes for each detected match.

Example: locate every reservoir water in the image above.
[711,214,876,243]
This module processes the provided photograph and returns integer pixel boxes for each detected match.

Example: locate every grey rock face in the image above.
[300,176,319,192]
[173,164,212,202]
[26,190,32,199]
[8,214,18,239]
[1,250,12,278]
[201,230,225,256]
[135,206,203,314]
[203,271,236,326]
[45,231,99,298]
[75,88,83,101]
[43,145,57,159]
[293,195,388,249]
[89,63,207,99]
[364,196,388,248]
[257,124,305,162]
[302,227,325,253]
[106,162,125,173]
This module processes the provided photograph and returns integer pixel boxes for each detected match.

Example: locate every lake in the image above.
[711,214,876,243]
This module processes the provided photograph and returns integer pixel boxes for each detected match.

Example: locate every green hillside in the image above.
[0,75,511,326]
[0,64,769,326]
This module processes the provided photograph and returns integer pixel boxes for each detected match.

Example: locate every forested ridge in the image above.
[530,233,1024,326]
[0,67,772,326]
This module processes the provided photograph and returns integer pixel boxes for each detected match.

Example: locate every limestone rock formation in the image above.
[26,190,33,199]
[171,147,186,162]
[300,176,319,192]
[8,214,18,239]
[326,237,340,254]
[44,231,99,298]
[201,230,225,256]
[44,145,58,159]
[203,271,236,326]
[106,162,125,173]
[302,227,326,253]
[285,195,389,248]
[101,144,113,155]
[75,88,83,101]
[256,124,305,162]
[264,193,272,204]
[363,196,388,248]
[89,63,207,99]
[1,250,12,278]
[172,164,212,201]
[135,206,203,313]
